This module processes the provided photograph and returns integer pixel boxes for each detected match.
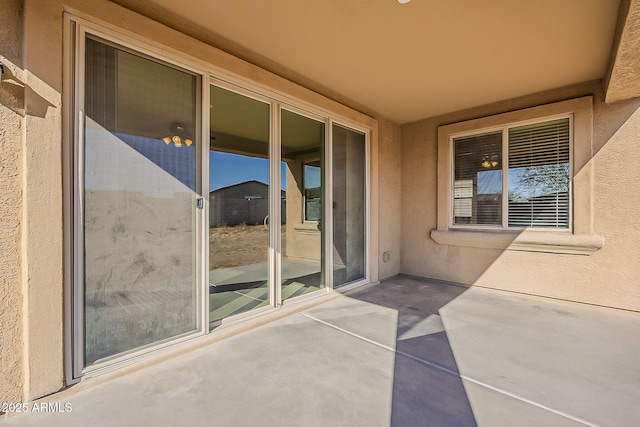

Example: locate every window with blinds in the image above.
[508,118,570,228]
[452,116,571,229]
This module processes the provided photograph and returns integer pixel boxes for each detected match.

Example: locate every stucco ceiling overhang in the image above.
[113,0,622,124]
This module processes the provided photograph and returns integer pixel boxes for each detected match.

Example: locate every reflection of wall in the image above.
[84,189,196,363]
[284,159,322,261]
[83,121,197,364]
[209,180,285,227]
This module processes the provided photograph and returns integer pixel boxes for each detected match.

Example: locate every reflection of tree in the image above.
[510,164,569,200]
[508,192,526,202]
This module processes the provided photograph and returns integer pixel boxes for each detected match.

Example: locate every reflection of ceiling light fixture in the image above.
[162,123,193,148]
[398,0,411,3]
[482,155,499,168]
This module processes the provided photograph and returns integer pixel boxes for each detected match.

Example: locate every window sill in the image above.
[430,229,604,255]
[293,223,321,235]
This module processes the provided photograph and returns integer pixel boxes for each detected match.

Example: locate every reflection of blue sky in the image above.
[477,170,502,194]
[304,165,321,189]
[210,151,286,191]
[480,168,560,199]
[88,133,306,193]
[119,132,196,190]
[84,126,194,197]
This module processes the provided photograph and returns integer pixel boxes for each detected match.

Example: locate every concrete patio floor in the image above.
[2,275,639,426]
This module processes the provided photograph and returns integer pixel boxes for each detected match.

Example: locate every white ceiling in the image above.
[115,0,621,124]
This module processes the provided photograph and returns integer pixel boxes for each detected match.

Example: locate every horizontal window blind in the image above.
[508,118,570,228]
[305,189,321,221]
[453,132,502,225]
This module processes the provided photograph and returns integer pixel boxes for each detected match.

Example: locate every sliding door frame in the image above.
[66,13,372,383]
[329,121,371,292]
[278,103,331,303]
[208,78,278,325]
[207,77,372,311]
[68,17,210,380]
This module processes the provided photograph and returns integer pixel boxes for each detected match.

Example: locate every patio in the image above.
[2,275,639,427]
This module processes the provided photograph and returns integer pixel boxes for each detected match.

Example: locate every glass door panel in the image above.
[209,85,271,322]
[280,109,325,300]
[332,125,367,287]
[83,36,199,365]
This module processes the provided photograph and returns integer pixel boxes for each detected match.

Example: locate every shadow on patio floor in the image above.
[353,277,475,426]
[3,275,639,426]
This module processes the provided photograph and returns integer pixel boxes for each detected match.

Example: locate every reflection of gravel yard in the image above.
[210,224,284,269]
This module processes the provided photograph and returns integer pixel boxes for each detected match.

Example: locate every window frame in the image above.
[302,161,322,223]
[449,114,573,231]
[433,97,604,255]
[301,157,322,223]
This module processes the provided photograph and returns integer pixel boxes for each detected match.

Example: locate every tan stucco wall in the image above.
[377,118,402,280]
[605,0,640,103]
[6,0,390,402]
[0,0,24,405]
[284,160,323,262]
[401,81,640,312]
[20,0,66,401]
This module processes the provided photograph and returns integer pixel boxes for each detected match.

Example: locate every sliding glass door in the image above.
[208,85,271,322]
[332,124,367,287]
[74,24,369,375]
[207,87,369,318]
[207,91,329,320]
[82,36,200,365]
[280,109,326,300]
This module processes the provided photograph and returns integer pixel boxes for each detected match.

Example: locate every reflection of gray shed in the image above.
[209,180,285,227]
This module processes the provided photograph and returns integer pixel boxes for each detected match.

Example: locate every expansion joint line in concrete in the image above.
[232,290,264,303]
[301,312,599,427]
